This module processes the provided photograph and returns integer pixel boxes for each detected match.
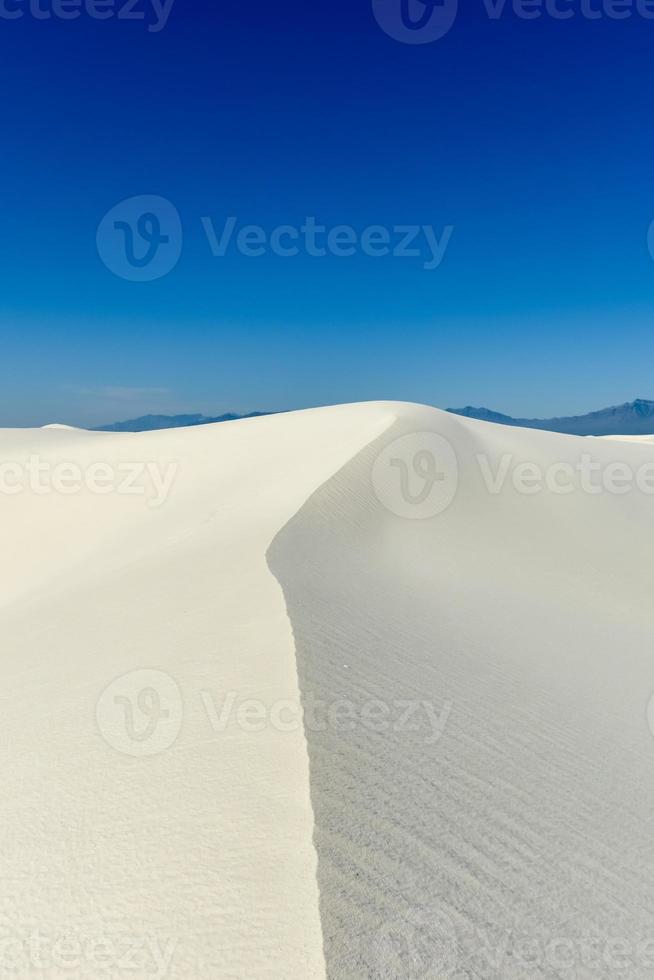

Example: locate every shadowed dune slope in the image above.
[268,403,654,979]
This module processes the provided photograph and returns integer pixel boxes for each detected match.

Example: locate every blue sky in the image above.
[1,0,654,425]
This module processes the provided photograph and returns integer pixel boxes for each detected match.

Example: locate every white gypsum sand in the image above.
[0,405,394,979]
[269,404,654,979]
[1,402,654,978]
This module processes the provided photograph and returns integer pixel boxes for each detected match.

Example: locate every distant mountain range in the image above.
[95,412,270,432]
[95,399,654,436]
[447,399,654,436]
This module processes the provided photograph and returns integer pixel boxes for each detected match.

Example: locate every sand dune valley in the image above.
[1,401,654,979]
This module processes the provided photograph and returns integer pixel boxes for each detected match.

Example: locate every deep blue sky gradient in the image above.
[2,0,654,425]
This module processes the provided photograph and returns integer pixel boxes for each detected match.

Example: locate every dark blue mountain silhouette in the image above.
[448,399,654,436]
[95,412,271,432]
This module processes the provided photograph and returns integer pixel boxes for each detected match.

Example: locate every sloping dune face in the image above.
[0,405,394,980]
[268,403,654,979]
[3,402,654,979]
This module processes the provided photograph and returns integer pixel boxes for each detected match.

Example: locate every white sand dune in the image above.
[1,402,654,978]
[600,433,654,444]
